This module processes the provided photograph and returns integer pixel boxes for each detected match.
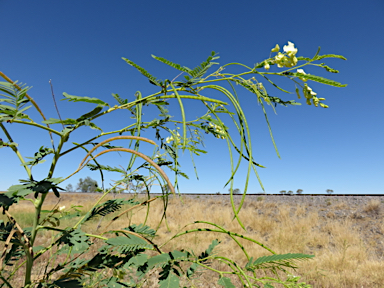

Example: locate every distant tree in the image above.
[287,190,293,195]
[76,177,98,193]
[296,189,303,195]
[216,191,221,195]
[279,190,286,194]
[65,184,74,192]
[326,189,334,194]
[228,188,241,194]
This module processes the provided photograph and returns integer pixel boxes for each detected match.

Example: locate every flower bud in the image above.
[271,44,280,52]
[264,62,270,71]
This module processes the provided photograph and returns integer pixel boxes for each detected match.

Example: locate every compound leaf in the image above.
[62,92,109,106]
[106,235,153,253]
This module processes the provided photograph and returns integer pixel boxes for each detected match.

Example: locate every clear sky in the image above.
[1,1,383,194]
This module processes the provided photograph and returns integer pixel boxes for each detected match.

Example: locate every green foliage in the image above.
[245,253,315,271]
[0,42,346,287]
[0,81,32,122]
[83,198,138,223]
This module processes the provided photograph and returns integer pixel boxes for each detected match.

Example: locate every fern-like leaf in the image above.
[86,163,125,173]
[189,51,219,79]
[62,92,109,106]
[106,235,153,253]
[83,199,132,223]
[315,54,347,61]
[291,73,347,87]
[151,55,192,74]
[122,57,162,87]
[112,93,128,105]
[0,81,32,121]
[245,253,314,271]
[124,224,156,238]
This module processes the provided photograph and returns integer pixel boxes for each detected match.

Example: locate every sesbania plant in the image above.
[0,42,346,287]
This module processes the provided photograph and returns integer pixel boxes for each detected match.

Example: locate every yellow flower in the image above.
[312,96,320,107]
[296,69,308,82]
[59,206,65,211]
[264,62,270,71]
[303,84,317,99]
[271,44,280,52]
[275,52,288,68]
[285,56,298,67]
[319,103,329,108]
[165,136,173,143]
[283,41,298,57]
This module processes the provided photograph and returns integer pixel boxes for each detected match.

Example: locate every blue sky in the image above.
[1,1,383,194]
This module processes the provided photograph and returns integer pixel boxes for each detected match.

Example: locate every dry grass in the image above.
[1,193,384,287]
[363,199,381,214]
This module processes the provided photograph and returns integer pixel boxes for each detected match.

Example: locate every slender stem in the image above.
[9,120,62,136]
[24,135,66,285]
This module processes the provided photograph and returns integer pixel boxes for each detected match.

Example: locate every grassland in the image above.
[1,193,383,287]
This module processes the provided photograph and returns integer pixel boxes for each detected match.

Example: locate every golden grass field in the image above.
[1,193,384,287]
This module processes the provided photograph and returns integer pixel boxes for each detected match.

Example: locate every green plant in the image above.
[0,42,346,287]
[280,190,287,195]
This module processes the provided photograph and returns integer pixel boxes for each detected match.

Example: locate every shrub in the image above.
[0,42,346,287]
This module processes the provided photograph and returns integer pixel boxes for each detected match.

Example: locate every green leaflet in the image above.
[76,105,104,121]
[320,64,340,73]
[124,224,156,238]
[315,54,347,61]
[6,178,64,199]
[112,93,128,105]
[245,253,314,271]
[42,118,78,125]
[151,55,192,74]
[218,277,236,288]
[62,92,109,106]
[122,57,162,87]
[158,272,179,288]
[23,146,54,167]
[147,250,190,270]
[106,235,153,253]
[291,73,347,87]
[57,228,90,254]
[83,199,138,223]
[189,51,220,79]
[86,163,126,173]
[0,81,31,121]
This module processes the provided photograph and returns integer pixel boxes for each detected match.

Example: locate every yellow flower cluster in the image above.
[264,41,298,70]
[165,131,180,143]
[303,84,328,108]
[296,69,308,82]
[209,122,226,139]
